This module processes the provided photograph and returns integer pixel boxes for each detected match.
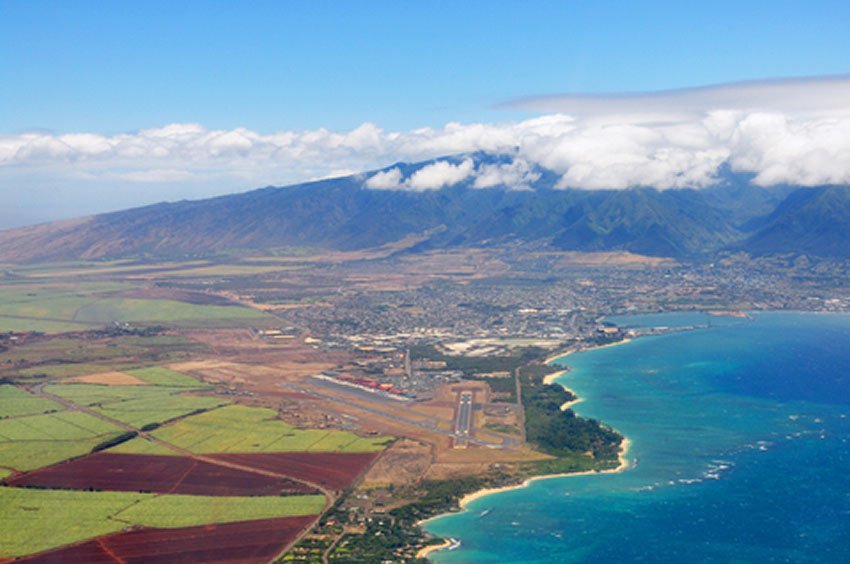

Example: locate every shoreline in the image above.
[541,371,582,410]
[457,436,632,509]
[416,539,454,559]
[418,336,637,558]
[546,337,634,367]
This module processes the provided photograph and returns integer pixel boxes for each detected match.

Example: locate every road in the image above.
[453,391,473,448]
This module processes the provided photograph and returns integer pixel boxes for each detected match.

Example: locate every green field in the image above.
[72,298,268,325]
[115,492,325,527]
[0,333,204,382]
[0,280,268,333]
[0,411,124,472]
[44,383,228,428]
[0,384,63,418]
[114,404,390,454]
[127,366,210,388]
[0,487,324,557]
[0,316,92,333]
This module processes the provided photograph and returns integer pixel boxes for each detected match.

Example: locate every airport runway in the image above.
[453,391,473,447]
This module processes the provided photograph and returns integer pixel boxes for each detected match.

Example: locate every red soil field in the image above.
[210,451,380,491]
[18,515,317,563]
[6,452,315,496]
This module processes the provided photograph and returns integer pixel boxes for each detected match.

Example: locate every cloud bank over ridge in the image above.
[4,74,850,227]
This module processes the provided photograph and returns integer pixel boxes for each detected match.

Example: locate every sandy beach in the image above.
[458,436,632,509]
[416,539,454,559]
[543,337,633,367]
[542,369,567,385]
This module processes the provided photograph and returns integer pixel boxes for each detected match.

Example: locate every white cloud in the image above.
[3,74,850,212]
[365,159,476,191]
[473,159,540,190]
[406,159,474,191]
[506,74,850,121]
[365,167,403,189]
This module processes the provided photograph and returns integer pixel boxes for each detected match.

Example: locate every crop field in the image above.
[126,366,210,387]
[0,385,62,418]
[0,317,90,333]
[18,260,292,280]
[210,452,381,491]
[0,411,124,472]
[65,370,148,385]
[0,279,268,333]
[116,404,390,454]
[17,515,318,564]
[151,263,299,277]
[44,383,226,428]
[71,298,269,326]
[115,491,325,527]
[96,395,227,428]
[17,260,207,278]
[6,452,316,496]
[0,487,324,558]
[1,333,205,382]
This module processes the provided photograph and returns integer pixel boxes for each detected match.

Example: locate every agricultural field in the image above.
[1,333,205,382]
[114,404,390,455]
[17,516,318,564]
[210,452,381,491]
[44,383,226,428]
[0,276,269,334]
[16,259,295,280]
[0,317,90,333]
[6,452,316,496]
[0,384,62,418]
[0,487,324,558]
[127,366,211,387]
[0,411,125,472]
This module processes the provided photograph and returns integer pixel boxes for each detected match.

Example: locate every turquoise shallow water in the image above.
[424,312,850,563]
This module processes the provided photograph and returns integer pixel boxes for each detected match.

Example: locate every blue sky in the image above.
[3,0,850,133]
[2,1,850,228]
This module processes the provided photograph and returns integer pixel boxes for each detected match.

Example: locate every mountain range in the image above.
[2,153,849,263]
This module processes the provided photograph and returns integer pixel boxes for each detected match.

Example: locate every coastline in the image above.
[541,370,582,410]
[457,436,632,509]
[543,336,633,368]
[418,335,637,559]
[416,539,454,559]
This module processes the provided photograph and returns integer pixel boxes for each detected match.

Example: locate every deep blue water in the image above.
[424,312,850,563]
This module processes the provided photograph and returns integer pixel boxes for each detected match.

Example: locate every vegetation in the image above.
[44,383,227,428]
[0,275,268,334]
[0,411,125,472]
[126,366,211,388]
[113,492,325,527]
[0,384,62,418]
[0,332,204,383]
[315,477,501,563]
[0,487,324,558]
[520,364,622,461]
[91,430,137,452]
[411,345,549,402]
[0,167,817,263]
[118,405,391,454]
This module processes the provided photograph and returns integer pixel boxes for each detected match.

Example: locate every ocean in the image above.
[423,312,850,563]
